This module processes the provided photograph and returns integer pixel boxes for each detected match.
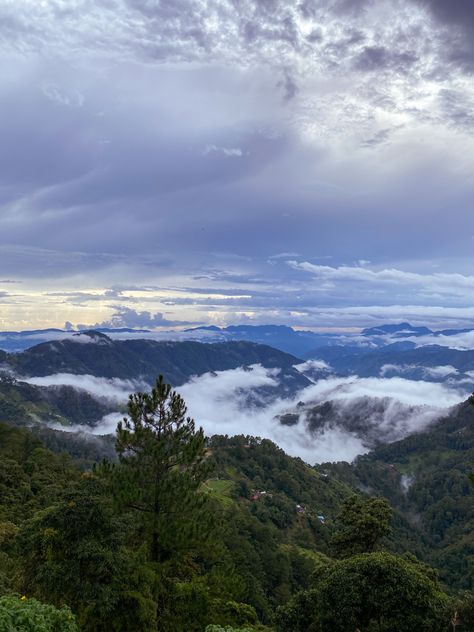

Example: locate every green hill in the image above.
[327,400,474,590]
[0,374,116,427]
[5,334,309,393]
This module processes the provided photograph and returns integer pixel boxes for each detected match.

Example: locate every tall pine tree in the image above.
[114,375,212,566]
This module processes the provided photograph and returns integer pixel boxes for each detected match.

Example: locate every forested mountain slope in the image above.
[0,374,116,427]
[1,369,474,630]
[328,400,474,589]
[3,332,310,391]
[0,421,358,630]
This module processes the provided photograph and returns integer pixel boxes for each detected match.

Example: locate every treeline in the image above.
[0,378,474,630]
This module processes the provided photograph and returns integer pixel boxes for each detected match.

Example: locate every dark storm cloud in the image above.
[0,78,94,195]
[0,247,120,278]
[0,60,298,268]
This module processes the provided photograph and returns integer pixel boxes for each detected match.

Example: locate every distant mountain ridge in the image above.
[3,322,474,391]
[185,324,338,355]
[306,342,474,387]
[1,331,311,394]
[361,323,433,336]
[2,321,474,355]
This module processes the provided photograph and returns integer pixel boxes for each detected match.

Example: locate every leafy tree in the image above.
[19,476,156,632]
[0,459,33,520]
[0,595,78,632]
[276,552,450,632]
[331,495,393,557]
[114,375,212,565]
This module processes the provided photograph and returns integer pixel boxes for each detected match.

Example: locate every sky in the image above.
[1,0,474,331]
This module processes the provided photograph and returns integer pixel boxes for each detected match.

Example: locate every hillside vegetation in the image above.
[4,334,310,391]
[0,376,473,630]
[328,400,474,590]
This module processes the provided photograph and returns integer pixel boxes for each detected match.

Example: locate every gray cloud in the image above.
[83,305,197,329]
[1,0,474,330]
[417,0,474,29]
[354,46,418,72]
[411,0,474,70]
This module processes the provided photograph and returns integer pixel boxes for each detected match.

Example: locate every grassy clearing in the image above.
[202,478,235,506]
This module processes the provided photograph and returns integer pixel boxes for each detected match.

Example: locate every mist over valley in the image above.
[1,323,472,464]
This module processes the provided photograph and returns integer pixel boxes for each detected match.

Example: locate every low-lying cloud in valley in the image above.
[26,365,468,464]
[379,364,459,379]
[24,373,146,404]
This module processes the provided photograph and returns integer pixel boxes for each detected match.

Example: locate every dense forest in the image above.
[0,376,474,630]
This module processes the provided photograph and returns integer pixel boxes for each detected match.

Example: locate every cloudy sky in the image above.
[1,0,474,331]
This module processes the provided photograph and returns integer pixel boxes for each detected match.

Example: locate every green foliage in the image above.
[328,400,474,588]
[18,475,156,631]
[0,595,78,632]
[276,552,450,632]
[114,375,212,565]
[0,377,471,632]
[331,495,393,557]
[0,374,113,428]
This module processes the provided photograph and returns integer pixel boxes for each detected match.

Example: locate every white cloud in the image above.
[203,145,244,157]
[178,366,368,463]
[294,359,331,372]
[289,261,474,298]
[24,373,145,403]
[380,364,459,378]
[300,375,464,409]
[28,366,468,464]
[42,83,84,107]
[46,411,123,436]
[291,375,465,447]
[407,330,474,351]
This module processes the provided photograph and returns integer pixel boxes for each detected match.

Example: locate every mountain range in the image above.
[2,323,474,389]
[1,331,308,385]
[1,321,473,598]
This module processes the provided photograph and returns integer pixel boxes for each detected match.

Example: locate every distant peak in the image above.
[362,323,433,336]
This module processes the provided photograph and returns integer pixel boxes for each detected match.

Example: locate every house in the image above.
[251,490,268,501]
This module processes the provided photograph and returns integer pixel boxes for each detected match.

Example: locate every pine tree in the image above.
[115,375,212,566]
